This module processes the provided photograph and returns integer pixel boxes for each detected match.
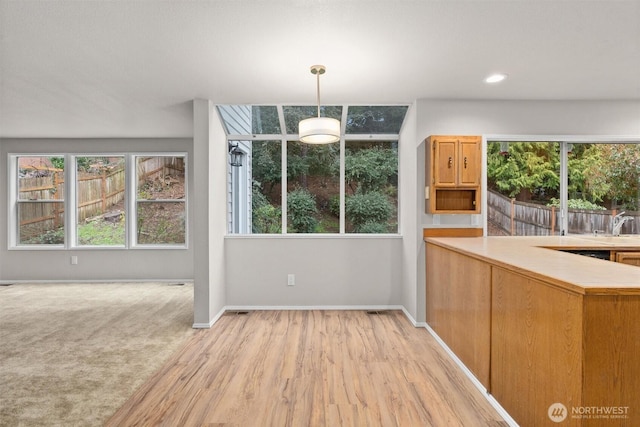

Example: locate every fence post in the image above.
[551,206,556,236]
[101,170,107,212]
[53,171,61,228]
[510,198,515,236]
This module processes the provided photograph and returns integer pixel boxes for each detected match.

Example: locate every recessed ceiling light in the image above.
[484,73,507,84]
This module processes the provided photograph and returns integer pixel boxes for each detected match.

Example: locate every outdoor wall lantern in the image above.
[298,65,341,144]
[228,143,244,167]
[499,141,509,156]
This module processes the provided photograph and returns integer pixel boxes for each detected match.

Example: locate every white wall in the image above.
[0,138,193,283]
[417,100,640,137]
[225,236,402,308]
[398,102,421,322]
[192,99,227,326]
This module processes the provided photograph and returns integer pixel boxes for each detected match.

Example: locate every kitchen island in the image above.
[425,235,640,427]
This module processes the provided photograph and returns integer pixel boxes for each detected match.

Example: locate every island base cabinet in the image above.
[582,295,640,425]
[491,267,583,426]
[426,243,491,389]
[491,267,640,426]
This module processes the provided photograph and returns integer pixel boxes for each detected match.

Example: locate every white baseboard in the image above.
[192,305,227,329]
[193,304,405,329]
[223,304,405,311]
[424,324,519,427]
[0,279,193,285]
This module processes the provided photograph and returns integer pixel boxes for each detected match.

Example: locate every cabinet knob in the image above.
[464,157,468,168]
[448,157,453,168]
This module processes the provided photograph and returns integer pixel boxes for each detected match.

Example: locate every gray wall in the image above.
[225,236,402,307]
[0,138,194,283]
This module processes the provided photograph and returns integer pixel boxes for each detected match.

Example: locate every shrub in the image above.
[253,204,281,233]
[547,198,606,210]
[252,180,281,233]
[287,188,318,233]
[345,191,393,232]
[329,194,341,217]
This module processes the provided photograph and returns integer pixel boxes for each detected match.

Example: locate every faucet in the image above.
[612,211,632,236]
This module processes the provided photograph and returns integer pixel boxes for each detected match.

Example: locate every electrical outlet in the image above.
[71,256,78,265]
[287,274,295,286]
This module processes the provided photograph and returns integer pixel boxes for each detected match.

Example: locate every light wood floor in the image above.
[106,310,508,426]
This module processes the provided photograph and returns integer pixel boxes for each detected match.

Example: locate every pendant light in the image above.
[299,65,341,144]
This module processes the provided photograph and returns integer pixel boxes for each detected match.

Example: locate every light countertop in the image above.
[424,235,640,295]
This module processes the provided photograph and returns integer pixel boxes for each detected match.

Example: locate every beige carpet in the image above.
[0,282,196,427]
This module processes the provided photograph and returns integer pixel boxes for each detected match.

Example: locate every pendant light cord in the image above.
[316,70,321,118]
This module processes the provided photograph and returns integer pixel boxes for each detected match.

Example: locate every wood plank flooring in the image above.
[106,310,508,426]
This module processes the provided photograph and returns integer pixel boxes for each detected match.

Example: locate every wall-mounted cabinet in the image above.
[425,135,481,214]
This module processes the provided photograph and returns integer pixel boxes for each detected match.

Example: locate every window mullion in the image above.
[339,136,345,234]
[281,138,288,234]
[67,154,76,248]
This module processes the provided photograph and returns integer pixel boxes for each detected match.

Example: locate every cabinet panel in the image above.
[458,139,480,186]
[615,251,640,266]
[433,139,457,186]
[491,267,583,426]
[426,243,491,388]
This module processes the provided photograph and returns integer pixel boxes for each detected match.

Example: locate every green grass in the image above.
[77,220,125,246]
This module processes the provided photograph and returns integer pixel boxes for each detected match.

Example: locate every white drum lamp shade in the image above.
[299,116,341,144]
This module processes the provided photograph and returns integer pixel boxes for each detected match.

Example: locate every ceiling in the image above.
[1,0,639,138]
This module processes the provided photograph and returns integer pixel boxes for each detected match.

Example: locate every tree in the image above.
[251,141,281,194]
[590,144,640,209]
[487,142,559,200]
[343,146,398,193]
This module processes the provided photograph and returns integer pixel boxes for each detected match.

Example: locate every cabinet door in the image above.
[433,139,457,186]
[458,139,480,186]
[616,252,640,266]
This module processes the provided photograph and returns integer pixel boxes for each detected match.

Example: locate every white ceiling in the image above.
[1,0,639,138]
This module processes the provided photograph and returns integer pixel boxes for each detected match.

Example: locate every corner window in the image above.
[248,140,282,234]
[219,104,408,235]
[345,141,398,233]
[16,156,65,245]
[286,141,339,233]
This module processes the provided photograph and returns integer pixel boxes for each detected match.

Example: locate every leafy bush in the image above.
[252,180,281,233]
[547,198,606,210]
[344,147,398,193]
[329,195,340,217]
[253,204,281,233]
[345,191,393,232]
[287,188,318,233]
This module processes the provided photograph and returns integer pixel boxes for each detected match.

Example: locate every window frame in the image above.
[484,135,640,237]
[132,154,188,248]
[220,104,408,236]
[10,154,66,249]
[8,152,189,250]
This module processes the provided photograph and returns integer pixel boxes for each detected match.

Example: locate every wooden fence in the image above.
[488,189,639,236]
